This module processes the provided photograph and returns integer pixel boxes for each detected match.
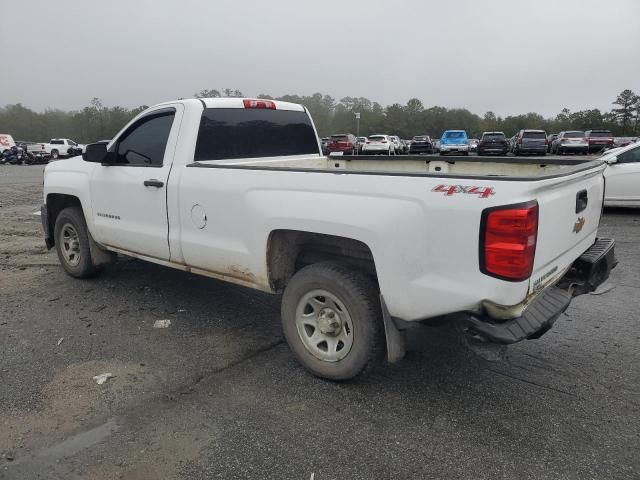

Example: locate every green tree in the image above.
[611,89,637,135]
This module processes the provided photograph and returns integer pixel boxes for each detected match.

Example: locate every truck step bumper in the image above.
[463,287,571,344]
[462,237,616,345]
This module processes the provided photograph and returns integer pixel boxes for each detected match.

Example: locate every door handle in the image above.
[144,179,164,188]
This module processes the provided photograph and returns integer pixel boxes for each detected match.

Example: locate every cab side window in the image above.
[617,146,640,164]
[114,111,175,166]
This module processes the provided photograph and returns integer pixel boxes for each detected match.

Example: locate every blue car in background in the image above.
[439,130,469,156]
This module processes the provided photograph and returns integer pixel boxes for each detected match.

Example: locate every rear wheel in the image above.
[54,207,101,278]
[50,149,59,159]
[281,262,383,381]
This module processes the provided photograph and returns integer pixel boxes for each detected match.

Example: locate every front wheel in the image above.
[54,207,101,278]
[281,262,383,381]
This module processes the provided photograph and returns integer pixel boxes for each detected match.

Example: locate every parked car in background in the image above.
[547,134,558,152]
[362,134,395,155]
[27,138,84,159]
[320,137,330,155]
[388,136,402,153]
[356,136,367,153]
[409,135,433,154]
[477,132,509,156]
[612,137,638,148]
[433,139,440,153]
[599,141,640,207]
[585,129,614,153]
[439,130,469,155]
[327,134,357,155]
[552,131,589,155]
[468,138,479,152]
[512,129,547,156]
[0,134,17,153]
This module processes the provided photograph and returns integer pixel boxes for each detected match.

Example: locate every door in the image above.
[89,104,183,260]
[604,144,640,204]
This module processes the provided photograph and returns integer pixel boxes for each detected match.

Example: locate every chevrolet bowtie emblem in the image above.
[573,216,585,233]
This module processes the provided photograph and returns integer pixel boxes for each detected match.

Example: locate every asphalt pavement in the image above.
[0,163,638,480]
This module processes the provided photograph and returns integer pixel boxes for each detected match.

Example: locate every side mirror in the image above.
[605,156,617,164]
[83,141,111,163]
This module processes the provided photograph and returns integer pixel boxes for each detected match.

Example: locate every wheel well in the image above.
[267,230,377,292]
[46,194,82,245]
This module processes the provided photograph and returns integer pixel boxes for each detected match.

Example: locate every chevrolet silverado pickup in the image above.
[41,97,616,380]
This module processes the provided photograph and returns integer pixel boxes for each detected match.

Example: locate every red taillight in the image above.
[480,202,538,282]
[243,99,276,109]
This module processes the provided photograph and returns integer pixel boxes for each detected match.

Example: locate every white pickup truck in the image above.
[41,98,616,380]
[28,138,83,159]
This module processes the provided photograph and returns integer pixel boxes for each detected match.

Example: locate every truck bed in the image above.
[197,154,603,180]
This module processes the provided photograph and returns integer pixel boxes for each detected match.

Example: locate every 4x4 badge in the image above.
[573,216,585,233]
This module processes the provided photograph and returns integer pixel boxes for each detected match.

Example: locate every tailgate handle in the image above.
[576,189,588,213]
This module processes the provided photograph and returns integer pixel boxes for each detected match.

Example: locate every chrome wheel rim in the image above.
[295,289,354,362]
[60,223,81,266]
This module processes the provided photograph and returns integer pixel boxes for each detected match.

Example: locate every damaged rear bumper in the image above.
[461,237,616,344]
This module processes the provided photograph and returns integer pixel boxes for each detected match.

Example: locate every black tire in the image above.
[50,149,59,159]
[281,262,383,381]
[54,206,100,278]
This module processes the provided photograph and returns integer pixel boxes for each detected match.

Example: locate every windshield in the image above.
[413,136,428,141]
[368,136,386,141]
[330,135,350,142]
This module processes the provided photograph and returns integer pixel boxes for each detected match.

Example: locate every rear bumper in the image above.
[478,146,508,154]
[460,238,616,344]
[440,144,469,152]
[558,143,588,150]
[517,146,547,153]
[362,146,390,153]
[409,145,433,153]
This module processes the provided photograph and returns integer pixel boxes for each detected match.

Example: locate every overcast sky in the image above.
[2,0,639,117]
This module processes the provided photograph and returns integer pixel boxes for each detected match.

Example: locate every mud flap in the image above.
[380,295,406,363]
[88,231,117,267]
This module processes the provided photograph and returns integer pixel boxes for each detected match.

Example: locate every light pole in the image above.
[355,112,360,155]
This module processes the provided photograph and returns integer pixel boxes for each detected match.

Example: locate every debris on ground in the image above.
[153,319,171,328]
[93,373,115,385]
[56,337,64,346]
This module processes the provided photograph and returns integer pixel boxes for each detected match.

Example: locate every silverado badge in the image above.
[573,216,585,233]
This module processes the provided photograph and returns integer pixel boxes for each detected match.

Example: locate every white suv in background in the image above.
[361,135,396,155]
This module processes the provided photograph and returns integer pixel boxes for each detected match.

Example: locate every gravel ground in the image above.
[0,164,638,480]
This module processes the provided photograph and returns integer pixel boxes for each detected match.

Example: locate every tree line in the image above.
[1,88,638,144]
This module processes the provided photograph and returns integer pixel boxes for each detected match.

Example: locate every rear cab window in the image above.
[194,108,320,161]
[564,131,585,138]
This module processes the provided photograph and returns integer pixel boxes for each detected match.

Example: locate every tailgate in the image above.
[529,166,605,293]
